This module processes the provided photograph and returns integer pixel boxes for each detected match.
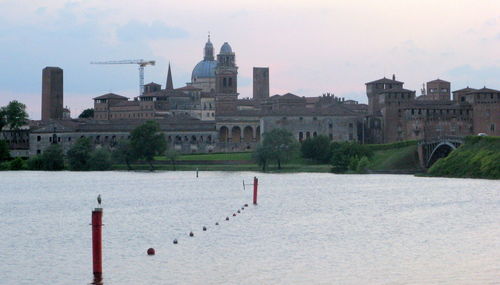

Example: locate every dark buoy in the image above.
[189,231,194,237]
[241,207,244,210]
[225,217,229,221]
[203,226,207,231]
[244,204,248,207]
[215,222,219,226]
[173,239,178,244]
[237,210,240,213]
[147,248,155,255]
[233,213,236,217]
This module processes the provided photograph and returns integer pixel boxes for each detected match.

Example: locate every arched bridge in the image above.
[418,136,464,168]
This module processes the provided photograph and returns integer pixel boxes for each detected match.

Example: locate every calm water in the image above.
[0,171,499,285]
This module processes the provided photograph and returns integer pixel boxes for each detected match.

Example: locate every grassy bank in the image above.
[367,144,422,172]
[428,136,500,179]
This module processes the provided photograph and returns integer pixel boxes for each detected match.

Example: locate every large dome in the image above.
[191,60,217,80]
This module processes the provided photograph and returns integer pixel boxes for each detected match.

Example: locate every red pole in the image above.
[253,176,258,205]
[92,208,103,283]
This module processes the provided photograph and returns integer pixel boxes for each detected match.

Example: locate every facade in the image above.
[41,67,64,121]
[7,36,499,158]
[365,76,500,143]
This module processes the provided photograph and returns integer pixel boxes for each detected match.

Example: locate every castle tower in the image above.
[253,67,269,102]
[41,67,63,121]
[215,42,238,114]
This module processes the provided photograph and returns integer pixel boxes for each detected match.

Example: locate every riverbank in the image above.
[427,136,500,179]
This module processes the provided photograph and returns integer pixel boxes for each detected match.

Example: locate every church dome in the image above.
[191,60,217,80]
[220,42,233,54]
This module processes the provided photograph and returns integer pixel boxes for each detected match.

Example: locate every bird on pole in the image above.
[97,194,102,206]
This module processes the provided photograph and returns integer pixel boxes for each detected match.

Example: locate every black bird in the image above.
[97,194,102,206]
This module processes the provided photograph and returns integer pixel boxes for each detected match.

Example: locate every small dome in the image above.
[191,60,217,80]
[220,42,233,54]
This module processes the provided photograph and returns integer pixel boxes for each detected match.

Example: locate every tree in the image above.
[0,140,10,162]
[89,148,112,170]
[3,101,28,130]
[67,137,92,171]
[252,143,272,171]
[165,148,180,170]
[41,144,65,170]
[0,106,6,132]
[112,140,136,170]
[300,135,332,163]
[1,101,28,141]
[130,121,166,170]
[78,108,94,119]
[331,142,373,173]
[260,128,299,169]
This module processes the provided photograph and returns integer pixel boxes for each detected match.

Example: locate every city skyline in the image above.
[0,0,499,119]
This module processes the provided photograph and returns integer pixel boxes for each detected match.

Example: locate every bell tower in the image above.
[215,42,238,114]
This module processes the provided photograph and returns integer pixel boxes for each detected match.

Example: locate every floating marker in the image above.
[173,239,178,244]
[237,210,240,213]
[203,226,207,231]
[215,222,219,226]
[189,231,194,237]
[225,217,229,221]
[233,213,236,217]
[244,204,248,207]
[147,248,155,255]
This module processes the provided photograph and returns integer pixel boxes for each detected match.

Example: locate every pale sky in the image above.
[0,0,499,119]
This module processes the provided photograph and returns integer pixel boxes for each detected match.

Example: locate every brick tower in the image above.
[253,67,269,102]
[41,67,64,121]
[215,42,238,114]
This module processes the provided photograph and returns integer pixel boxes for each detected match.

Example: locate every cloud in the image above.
[117,20,188,42]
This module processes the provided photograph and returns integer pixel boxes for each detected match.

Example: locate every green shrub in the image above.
[356,156,370,173]
[27,155,44,170]
[9,157,25,170]
[301,135,332,163]
[89,148,112,170]
[0,161,9,170]
[67,137,92,171]
[41,144,65,170]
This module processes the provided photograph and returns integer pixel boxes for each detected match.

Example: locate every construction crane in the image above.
[90,59,156,95]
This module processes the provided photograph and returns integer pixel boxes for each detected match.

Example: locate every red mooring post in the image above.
[253,176,258,205]
[92,208,103,283]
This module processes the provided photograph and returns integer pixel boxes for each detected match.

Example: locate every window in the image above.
[37,136,41,142]
[491,124,495,132]
[223,78,227,87]
[228,77,233,87]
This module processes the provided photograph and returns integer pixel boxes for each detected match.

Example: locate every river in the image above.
[0,171,499,284]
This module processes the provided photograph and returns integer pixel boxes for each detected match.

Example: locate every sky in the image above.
[0,0,499,119]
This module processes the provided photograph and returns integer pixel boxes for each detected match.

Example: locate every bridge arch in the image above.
[427,142,456,167]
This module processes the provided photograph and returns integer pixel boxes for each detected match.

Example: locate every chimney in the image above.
[392,74,396,81]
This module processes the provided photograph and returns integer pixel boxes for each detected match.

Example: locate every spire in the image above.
[166,63,173,90]
[204,33,214,61]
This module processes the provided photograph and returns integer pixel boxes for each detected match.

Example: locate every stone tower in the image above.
[253,67,269,102]
[215,42,238,114]
[41,67,63,121]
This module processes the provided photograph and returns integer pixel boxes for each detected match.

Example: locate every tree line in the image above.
[252,129,373,173]
[1,120,178,171]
